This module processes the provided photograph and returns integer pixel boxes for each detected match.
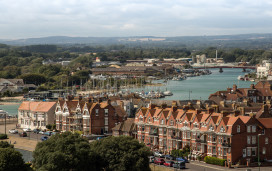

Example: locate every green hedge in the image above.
[0,134,7,140]
[204,156,226,166]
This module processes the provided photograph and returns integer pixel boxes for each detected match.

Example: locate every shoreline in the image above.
[0,102,21,105]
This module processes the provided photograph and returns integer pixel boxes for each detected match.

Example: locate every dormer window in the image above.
[139,116,143,122]
[194,123,198,128]
[184,122,188,127]
[237,125,240,133]
[220,126,225,133]
[170,120,174,126]
[148,117,151,123]
[209,125,214,131]
[95,109,99,116]
[161,119,164,125]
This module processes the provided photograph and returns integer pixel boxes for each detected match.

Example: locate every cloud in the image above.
[0,0,272,39]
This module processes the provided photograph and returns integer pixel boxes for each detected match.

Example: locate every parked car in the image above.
[44,131,52,136]
[33,129,41,134]
[40,136,49,141]
[51,132,59,136]
[165,154,175,160]
[164,161,174,167]
[19,132,27,137]
[173,161,186,169]
[39,130,45,135]
[154,158,165,165]
[9,129,18,134]
[23,128,31,132]
[154,151,164,157]
[149,156,155,163]
[176,157,189,163]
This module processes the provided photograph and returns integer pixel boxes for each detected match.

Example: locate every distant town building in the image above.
[18,101,57,130]
[256,59,272,78]
[91,66,163,76]
[209,81,272,104]
[0,78,36,93]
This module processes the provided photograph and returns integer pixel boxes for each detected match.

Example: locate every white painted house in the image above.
[18,101,56,130]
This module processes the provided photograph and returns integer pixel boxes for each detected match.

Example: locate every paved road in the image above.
[152,161,272,171]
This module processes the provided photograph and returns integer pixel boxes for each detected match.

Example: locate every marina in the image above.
[123,68,254,100]
[1,68,255,116]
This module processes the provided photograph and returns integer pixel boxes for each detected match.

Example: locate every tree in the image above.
[0,147,27,171]
[91,136,151,171]
[0,141,13,148]
[20,73,47,85]
[32,132,101,171]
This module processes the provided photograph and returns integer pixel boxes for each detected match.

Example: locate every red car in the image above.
[154,158,165,165]
[164,161,174,167]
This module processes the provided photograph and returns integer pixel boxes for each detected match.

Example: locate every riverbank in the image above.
[0,96,24,101]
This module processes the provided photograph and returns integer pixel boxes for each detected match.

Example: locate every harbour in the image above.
[123,68,254,100]
[0,68,255,117]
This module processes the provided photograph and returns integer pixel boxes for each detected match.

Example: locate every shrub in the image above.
[204,156,226,166]
[0,141,13,148]
[0,134,7,139]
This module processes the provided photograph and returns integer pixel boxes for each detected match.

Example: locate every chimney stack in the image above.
[233,84,237,93]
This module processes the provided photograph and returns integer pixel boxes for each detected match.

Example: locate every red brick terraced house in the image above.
[209,81,272,103]
[134,102,272,165]
[55,99,127,135]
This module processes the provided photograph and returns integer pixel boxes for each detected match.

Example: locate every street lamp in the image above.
[258,134,262,171]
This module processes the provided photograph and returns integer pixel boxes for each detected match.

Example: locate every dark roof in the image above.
[257,118,272,128]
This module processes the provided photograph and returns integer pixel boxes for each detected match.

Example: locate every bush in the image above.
[0,134,7,139]
[0,141,13,148]
[204,156,226,166]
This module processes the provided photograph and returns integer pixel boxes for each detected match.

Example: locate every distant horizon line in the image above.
[1,32,272,40]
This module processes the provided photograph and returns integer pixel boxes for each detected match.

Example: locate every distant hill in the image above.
[1,33,272,49]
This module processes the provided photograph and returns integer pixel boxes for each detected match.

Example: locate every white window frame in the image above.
[247,126,251,133]
[252,125,256,133]
[247,148,251,156]
[252,136,256,144]
[105,117,108,126]
[161,119,164,125]
[265,137,269,145]
[247,136,251,144]
[237,125,240,133]
[95,109,99,116]
[263,147,266,155]
[104,109,108,116]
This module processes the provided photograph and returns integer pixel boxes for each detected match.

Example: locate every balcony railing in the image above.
[149,131,158,136]
[171,135,182,140]
[222,142,231,147]
[196,139,207,143]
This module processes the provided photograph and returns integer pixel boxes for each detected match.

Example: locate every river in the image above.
[128,68,254,100]
[0,68,254,116]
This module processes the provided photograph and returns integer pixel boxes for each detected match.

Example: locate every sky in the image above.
[1,0,272,39]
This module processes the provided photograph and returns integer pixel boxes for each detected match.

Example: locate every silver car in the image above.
[9,129,18,134]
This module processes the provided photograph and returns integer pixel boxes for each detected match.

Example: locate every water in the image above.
[0,103,21,116]
[0,68,254,114]
[129,68,254,100]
